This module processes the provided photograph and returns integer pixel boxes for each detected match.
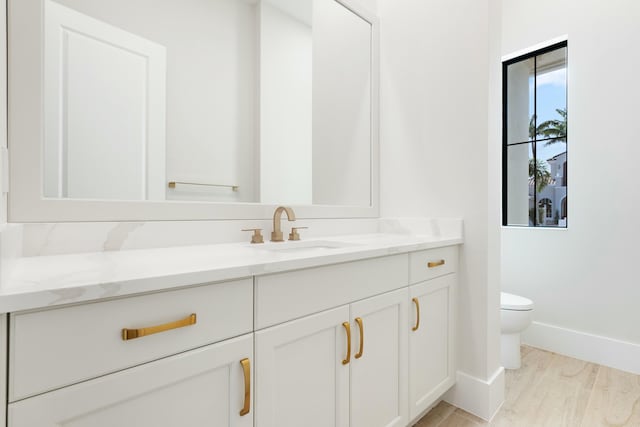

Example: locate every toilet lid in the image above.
[501,292,533,311]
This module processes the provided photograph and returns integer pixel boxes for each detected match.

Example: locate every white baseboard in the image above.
[523,321,640,375]
[443,367,505,421]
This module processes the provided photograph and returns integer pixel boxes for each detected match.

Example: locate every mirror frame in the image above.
[8,0,379,222]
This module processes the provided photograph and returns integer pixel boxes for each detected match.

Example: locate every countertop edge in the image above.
[0,236,463,313]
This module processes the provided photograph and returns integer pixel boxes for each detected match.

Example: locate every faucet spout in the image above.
[271,206,296,242]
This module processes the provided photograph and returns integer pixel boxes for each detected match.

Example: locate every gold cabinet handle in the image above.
[355,317,364,359]
[239,358,251,416]
[342,322,351,365]
[412,298,420,331]
[427,259,445,268]
[122,313,197,341]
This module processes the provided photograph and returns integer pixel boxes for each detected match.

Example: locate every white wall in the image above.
[261,0,373,207]
[260,1,313,205]
[56,0,258,203]
[501,0,640,371]
[379,0,502,418]
[312,0,372,207]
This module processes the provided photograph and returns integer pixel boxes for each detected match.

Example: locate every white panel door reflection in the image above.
[43,1,166,200]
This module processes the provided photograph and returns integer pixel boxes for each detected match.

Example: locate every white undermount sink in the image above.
[255,240,357,254]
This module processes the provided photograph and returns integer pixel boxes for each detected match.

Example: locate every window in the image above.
[503,41,567,227]
[538,198,552,218]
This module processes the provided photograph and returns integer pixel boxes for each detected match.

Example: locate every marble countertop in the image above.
[0,233,462,313]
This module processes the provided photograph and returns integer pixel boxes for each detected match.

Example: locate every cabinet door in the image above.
[409,274,456,420]
[255,305,350,427]
[350,288,409,427]
[8,334,253,427]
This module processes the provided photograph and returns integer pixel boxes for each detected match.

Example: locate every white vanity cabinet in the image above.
[255,306,351,427]
[255,289,408,427]
[9,279,253,400]
[7,278,255,427]
[2,244,460,427]
[349,288,408,427]
[8,334,254,427]
[408,248,458,421]
[254,255,410,427]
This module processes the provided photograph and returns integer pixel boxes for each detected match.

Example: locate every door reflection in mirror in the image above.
[42,0,372,206]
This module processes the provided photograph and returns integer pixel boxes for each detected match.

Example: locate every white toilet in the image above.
[500,292,533,370]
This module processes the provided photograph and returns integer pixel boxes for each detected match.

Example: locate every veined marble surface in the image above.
[379,217,463,238]
[18,218,381,257]
[0,231,462,313]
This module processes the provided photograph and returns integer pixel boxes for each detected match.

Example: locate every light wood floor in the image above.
[415,346,640,427]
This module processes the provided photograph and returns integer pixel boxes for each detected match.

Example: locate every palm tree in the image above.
[525,108,566,225]
[529,114,537,140]
[529,158,552,193]
[535,108,567,145]
[526,108,566,192]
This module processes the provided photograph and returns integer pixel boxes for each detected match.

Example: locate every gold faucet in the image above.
[271,206,296,242]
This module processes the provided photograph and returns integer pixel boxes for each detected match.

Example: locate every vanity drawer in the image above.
[9,278,253,402]
[255,254,408,329]
[409,246,458,284]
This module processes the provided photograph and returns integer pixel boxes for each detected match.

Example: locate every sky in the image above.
[529,67,567,164]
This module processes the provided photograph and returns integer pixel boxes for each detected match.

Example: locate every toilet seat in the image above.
[501,292,533,311]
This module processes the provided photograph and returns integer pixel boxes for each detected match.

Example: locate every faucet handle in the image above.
[242,228,264,244]
[288,227,308,241]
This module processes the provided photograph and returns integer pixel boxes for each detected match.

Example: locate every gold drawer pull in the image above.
[342,322,351,365]
[122,313,197,341]
[355,317,364,359]
[412,298,420,331]
[240,358,251,416]
[427,259,445,268]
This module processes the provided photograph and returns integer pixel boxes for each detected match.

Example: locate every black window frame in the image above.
[502,40,568,228]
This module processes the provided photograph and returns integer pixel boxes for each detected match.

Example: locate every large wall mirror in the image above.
[8,0,379,221]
